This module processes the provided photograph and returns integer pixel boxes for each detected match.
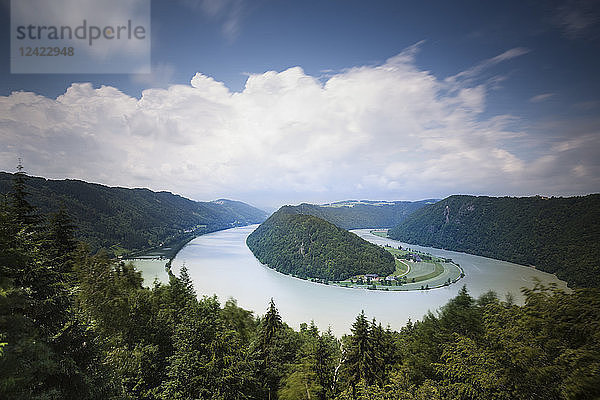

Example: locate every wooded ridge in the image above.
[388,194,600,288]
[0,171,267,256]
[274,199,435,229]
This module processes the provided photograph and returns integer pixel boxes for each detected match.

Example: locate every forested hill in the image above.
[0,171,267,254]
[272,199,436,230]
[247,206,395,281]
[388,194,600,288]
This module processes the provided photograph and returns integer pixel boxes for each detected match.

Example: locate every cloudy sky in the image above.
[1,0,599,210]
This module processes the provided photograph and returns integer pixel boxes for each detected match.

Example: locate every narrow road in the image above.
[397,260,411,278]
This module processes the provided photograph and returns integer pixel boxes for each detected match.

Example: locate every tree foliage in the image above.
[0,169,114,399]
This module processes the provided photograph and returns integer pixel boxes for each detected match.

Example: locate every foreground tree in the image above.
[0,168,114,399]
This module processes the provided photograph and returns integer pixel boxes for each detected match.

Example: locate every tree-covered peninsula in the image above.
[388,194,600,288]
[247,206,395,281]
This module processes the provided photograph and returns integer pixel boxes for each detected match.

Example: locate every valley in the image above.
[2,171,595,399]
[162,224,568,336]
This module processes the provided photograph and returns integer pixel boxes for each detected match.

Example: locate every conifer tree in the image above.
[344,311,376,391]
[261,298,283,351]
[45,205,78,276]
[255,298,286,400]
[8,161,38,229]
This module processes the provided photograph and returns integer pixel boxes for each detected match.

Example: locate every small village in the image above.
[332,244,464,291]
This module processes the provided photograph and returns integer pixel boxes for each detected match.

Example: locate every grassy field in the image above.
[410,262,445,282]
[370,229,388,238]
[394,259,409,275]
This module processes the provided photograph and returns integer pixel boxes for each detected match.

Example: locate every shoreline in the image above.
[252,259,465,293]
[124,223,261,264]
[248,229,466,292]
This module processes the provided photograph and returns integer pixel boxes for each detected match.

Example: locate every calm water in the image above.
[167,225,568,337]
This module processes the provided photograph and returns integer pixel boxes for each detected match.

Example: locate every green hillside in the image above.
[388,194,600,288]
[246,206,395,281]
[0,172,267,255]
[276,199,435,230]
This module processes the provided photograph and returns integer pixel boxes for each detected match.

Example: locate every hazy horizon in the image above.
[4,167,596,214]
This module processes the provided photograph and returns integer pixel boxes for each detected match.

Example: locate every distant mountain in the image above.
[247,206,395,281]
[0,172,268,255]
[388,194,600,288]
[276,199,437,230]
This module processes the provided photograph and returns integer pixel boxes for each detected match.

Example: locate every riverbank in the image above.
[327,237,465,291]
[125,231,204,286]
[330,259,464,291]
[252,235,465,292]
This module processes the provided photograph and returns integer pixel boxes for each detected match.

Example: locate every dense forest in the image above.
[388,195,600,288]
[1,171,599,399]
[246,207,395,281]
[0,171,267,255]
[276,200,435,230]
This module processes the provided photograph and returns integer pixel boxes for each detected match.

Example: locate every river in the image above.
[161,225,568,337]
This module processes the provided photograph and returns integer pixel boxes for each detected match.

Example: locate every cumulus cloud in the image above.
[1,46,598,208]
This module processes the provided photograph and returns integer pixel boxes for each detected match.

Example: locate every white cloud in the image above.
[1,47,598,209]
[446,47,530,85]
[530,93,555,103]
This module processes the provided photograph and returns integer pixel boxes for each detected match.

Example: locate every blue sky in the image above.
[1,0,599,209]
